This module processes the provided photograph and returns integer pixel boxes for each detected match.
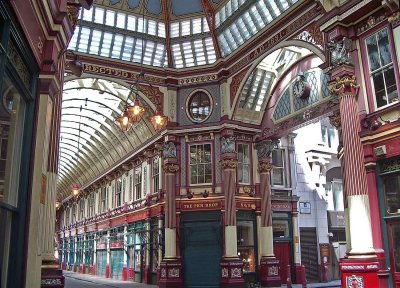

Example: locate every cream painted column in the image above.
[292,213,300,264]
[93,233,97,274]
[106,230,111,278]
[25,93,54,288]
[220,81,230,119]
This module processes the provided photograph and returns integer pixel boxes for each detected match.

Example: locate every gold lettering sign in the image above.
[381,159,400,174]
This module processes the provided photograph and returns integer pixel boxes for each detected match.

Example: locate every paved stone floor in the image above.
[64,271,158,288]
[64,271,341,288]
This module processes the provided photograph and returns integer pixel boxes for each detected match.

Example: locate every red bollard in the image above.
[287,264,292,288]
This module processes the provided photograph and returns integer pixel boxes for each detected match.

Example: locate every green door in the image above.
[181,217,222,288]
[96,250,107,276]
[111,249,124,280]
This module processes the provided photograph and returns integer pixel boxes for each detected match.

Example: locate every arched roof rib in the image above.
[58,77,157,199]
[61,127,115,165]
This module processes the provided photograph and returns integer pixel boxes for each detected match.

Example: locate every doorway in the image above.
[181,212,222,288]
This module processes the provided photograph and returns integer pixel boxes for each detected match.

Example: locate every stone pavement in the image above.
[64,271,341,288]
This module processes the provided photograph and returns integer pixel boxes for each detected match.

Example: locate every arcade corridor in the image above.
[1,1,400,288]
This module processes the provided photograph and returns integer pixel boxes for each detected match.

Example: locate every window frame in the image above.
[237,142,251,185]
[152,156,160,193]
[271,148,286,187]
[186,90,213,123]
[360,24,400,112]
[188,143,213,186]
[115,178,122,207]
[135,166,143,200]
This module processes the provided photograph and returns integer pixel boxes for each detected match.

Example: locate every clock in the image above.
[292,78,311,99]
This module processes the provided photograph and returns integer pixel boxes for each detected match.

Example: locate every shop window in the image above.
[189,144,212,185]
[273,220,290,238]
[116,178,122,207]
[237,220,256,273]
[187,91,212,123]
[271,149,285,186]
[389,223,400,273]
[383,174,400,214]
[122,178,126,204]
[153,157,160,193]
[135,167,142,200]
[238,143,250,184]
[111,184,115,209]
[365,27,398,109]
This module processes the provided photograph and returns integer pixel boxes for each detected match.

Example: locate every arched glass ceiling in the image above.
[235,46,312,122]
[67,0,299,68]
[58,78,156,200]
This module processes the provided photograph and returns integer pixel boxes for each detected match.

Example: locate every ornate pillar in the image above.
[255,139,281,287]
[92,232,97,275]
[122,225,128,281]
[106,230,110,278]
[144,218,152,284]
[219,133,245,288]
[329,66,380,287]
[159,141,182,288]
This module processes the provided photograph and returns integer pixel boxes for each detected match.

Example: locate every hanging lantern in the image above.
[150,110,168,130]
[72,183,80,197]
[127,97,145,123]
[55,200,61,209]
[115,109,134,132]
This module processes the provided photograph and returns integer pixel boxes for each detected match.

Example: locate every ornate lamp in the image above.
[127,96,145,123]
[72,183,80,197]
[115,108,134,132]
[150,109,168,130]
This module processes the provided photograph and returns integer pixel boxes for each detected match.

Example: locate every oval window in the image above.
[188,91,212,122]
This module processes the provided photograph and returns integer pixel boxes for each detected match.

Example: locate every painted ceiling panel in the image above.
[171,0,203,16]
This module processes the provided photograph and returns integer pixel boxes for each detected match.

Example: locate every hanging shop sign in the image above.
[110,242,124,249]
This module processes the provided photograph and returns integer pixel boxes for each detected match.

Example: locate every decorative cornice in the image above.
[329,75,360,97]
[388,11,400,25]
[219,158,238,169]
[258,161,273,173]
[163,163,180,174]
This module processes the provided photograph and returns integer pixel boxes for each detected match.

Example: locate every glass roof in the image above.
[236,46,312,119]
[58,78,156,198]
[67,0,299,69]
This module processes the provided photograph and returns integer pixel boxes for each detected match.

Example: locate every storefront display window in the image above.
[0,74,27,287]
[390,223,400,272]
[383,174,400,214]
[237,220,255,273]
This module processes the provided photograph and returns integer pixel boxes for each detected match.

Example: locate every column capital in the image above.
[219,158,238,169]
[163,162,180,174]
[329,74,360,97]
[255,139,279,160]
[258,161,273,173]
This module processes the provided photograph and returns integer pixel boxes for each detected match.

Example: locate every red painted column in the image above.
[329,66,380,288]
[219,133,244,288]
[255,139,281,287]
[159,141,182,288]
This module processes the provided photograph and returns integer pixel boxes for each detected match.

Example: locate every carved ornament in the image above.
[258,161,273,173]
[221,136,236,154]
[388,12,400,25]
[66,1,80,28]
[329,75,360,96]
[163,142,177,158]
[219,158,238,169]
[163,163,180,174]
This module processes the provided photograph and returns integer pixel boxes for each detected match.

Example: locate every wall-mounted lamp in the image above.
[58,49,84,77]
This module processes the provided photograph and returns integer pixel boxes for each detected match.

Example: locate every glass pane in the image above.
[390,223,400,272]
[272,168,284,186]
[384,66,398,105]
[0,208,12,288]
[377,28,391,66]
[384,175,400,214]
[366,34,380,72]
[372,71,386,108]
[0,75,26,207]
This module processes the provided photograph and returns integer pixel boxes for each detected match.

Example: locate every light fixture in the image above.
[72,183,80,197]
[55,200,61,209]
[58,49,84,77]
[114,11,167,132]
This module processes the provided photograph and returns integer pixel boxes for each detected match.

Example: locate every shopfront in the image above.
[96,232,107,277]
[378,158,400,287]
[127,221,146,283]
[110,227,124,280]
[0,3,38,287]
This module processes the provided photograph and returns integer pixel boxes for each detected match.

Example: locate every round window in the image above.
[188,91,212,122]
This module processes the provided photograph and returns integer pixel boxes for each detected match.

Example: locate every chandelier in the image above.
[115,8,167,132]
[115,72,168,132]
